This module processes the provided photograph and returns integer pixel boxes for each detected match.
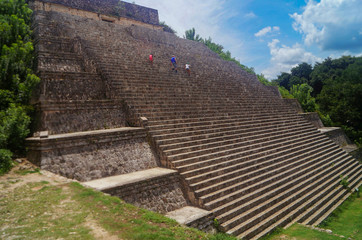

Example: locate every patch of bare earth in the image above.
[0,159,120,240]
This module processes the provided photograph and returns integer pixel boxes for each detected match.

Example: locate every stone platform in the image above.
[83,167,188,213]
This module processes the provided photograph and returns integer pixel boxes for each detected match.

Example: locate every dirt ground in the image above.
[0,159,120,240]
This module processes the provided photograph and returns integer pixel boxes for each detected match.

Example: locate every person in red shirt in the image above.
[149,54,154,65]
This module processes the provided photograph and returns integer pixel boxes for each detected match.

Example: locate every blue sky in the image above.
[123,0,362,79]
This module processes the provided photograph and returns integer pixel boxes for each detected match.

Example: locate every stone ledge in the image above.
[166,206,215,233]
[319,127,357,153]
[83,167,177,190]
[166,206,212,225]
[27,127,144,140]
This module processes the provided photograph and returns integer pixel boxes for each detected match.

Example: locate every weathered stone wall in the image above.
[27,128,158,181]
[105,172,188,213]
[283,98,303,113]
[186,213,216,233]
[32,0,159,25]
[300,112,324,129]
[319,127,354,147]
[33,100,126,134]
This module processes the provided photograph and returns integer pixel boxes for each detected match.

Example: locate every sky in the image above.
[123,0,362,79]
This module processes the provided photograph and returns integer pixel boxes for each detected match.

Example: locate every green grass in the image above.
[0,182,93,239]
[263,191,362,240]
[2,171,360,240]
[69,182,237,240]
[319,193,362,239]
[265,224,342,240]
[0,179,237,240]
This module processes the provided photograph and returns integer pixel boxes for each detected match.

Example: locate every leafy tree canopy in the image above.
[272,55,362,145]
[0,0,39,174]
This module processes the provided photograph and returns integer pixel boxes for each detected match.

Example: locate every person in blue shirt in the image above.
[171,55,177,73]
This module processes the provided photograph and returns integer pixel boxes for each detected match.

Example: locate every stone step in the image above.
[163,122,312,158]
[167,124,316,164]
[178,126,316,176]
[203,139,338,209]
[252,167,361,240]
[310,170,362,226]
[213,148,346,221]
[220,153,352,232]
[193,141,338,198]
[82,167,177,191]
[198,139,336,205]
[153,117,308,144]
[300,166,362,225]
[156,119,309,148]
[235,160,361,239]
[147,111,296,127]
[149,112,294,132]
[151,115,300,137]
[172,130,323,170]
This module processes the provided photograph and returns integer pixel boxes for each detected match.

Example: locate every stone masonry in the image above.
[28,0,362,238]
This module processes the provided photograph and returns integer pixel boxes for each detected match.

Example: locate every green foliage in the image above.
[278,86,294,99]
[257,74,272,86]
[0,104,31,153]
[184,27,202,42]
[0,148,12,175]
[339,175,349,189]
[319,192,362,240]
[159,21,176,34]
[317,57,362,142]
[273,55,362,143]
[0,0,39,174]
[290,84,317,112]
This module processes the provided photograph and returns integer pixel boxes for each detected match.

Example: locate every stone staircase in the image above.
[28,4,362,240]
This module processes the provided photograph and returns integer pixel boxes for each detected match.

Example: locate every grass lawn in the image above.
[319,193,362,239]
[0,162,360,240]
[263,190,362,240]
[0,167,236,240]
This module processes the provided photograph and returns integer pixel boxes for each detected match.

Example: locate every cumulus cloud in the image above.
[255,26,280,37]
[262,39,322,79]
[291,0,362,51]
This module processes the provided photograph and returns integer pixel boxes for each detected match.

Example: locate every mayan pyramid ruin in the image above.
[26,0,362,239]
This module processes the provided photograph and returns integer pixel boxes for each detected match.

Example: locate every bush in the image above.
[0,148,13,175]
[278,86,294,99]
[0,104,31,153]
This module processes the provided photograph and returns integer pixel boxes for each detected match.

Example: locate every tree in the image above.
[290,62,313,80]
[184,28,202,42]
[273,72,291,90]
[0,0,39,174]
[317,58,362,143]
[290,84,317,112]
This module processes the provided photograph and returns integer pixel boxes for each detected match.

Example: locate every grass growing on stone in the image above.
[264,224,342,240]
[69,182,236,240]
[319,192,362,239]
[0,174,236,240]
[262,191,362,240]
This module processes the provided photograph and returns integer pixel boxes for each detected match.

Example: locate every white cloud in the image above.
[255,27,272,37]
[255,26,280,37]
[245,11,257,19]
[291,0,362,51]
[262,39,322,79]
